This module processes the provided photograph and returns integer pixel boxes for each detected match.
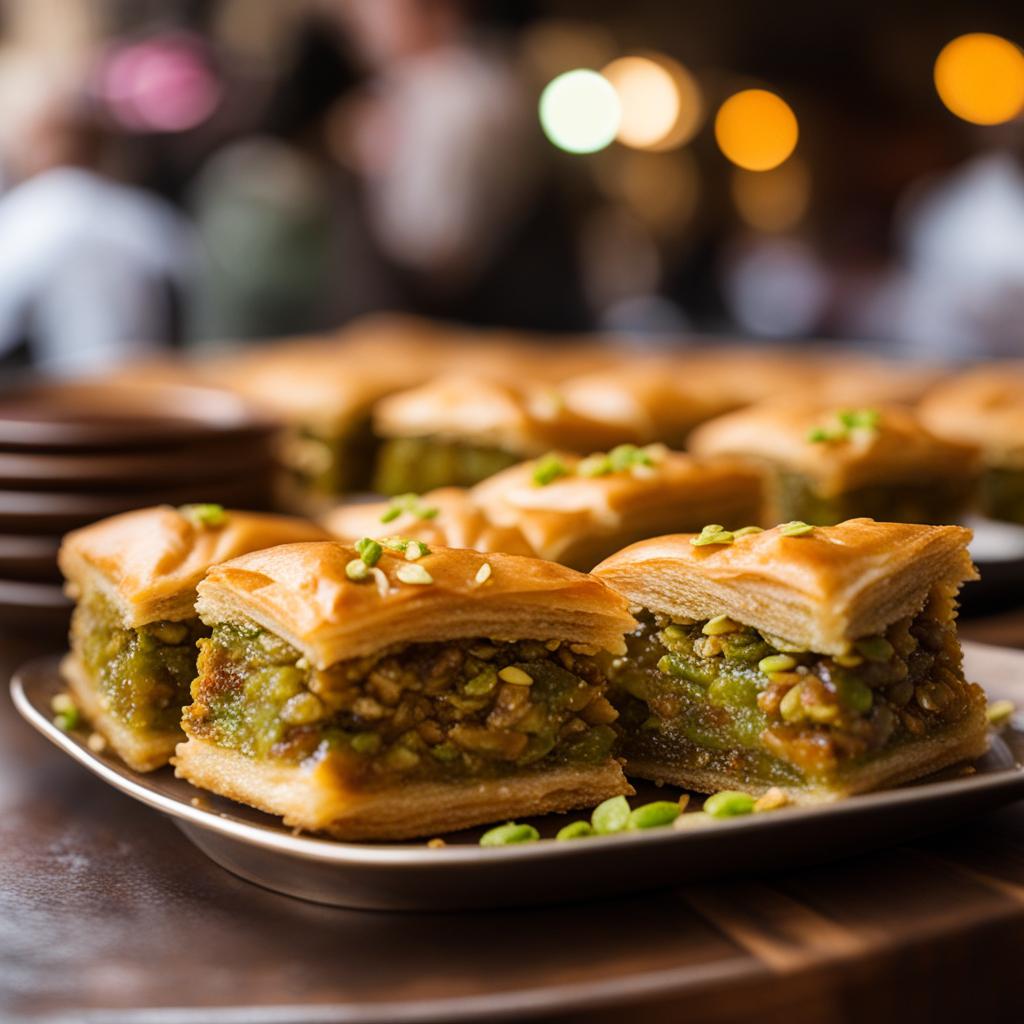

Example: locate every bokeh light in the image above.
[732,157,811,232]
[715,88,798,171]
[602,53,704,151]
[539,69,621,154]
[934,33,1024,125]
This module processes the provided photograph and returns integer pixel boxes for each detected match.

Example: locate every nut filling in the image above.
[184,624,620,787]
[72,592,208,735]
[281,419,378,496]
[980,466,1024,525]
[606,591,985,787]
[373,437,521,495]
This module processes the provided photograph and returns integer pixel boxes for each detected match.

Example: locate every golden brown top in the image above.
[689,401,978,495]
[918,364,1024,467]
[197,541,636,667]
[593,518,976,655]
[59,505,331,627]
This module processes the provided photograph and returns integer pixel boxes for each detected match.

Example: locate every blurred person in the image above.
[0,87,195,373]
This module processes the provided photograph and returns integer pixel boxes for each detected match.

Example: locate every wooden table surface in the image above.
[4,611,1024,1024]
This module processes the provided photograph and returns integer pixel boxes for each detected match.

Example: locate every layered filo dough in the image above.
[322,487,535,557]
[174,541,637,839]
[689,401,979,526]
[371,376,631,495]
[58,505,330,771]
[472,448,764,571]
[593,519,989,802]
[918,364,1024,525]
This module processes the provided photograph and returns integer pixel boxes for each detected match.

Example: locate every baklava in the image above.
[919,364,1024,524]
[689,401,978,525]
[472,446,764,570]
[322,487,535,557]
[372,376,628,495]
[593,518,989,801]
[59,505,330,771]
[175,541,636,839]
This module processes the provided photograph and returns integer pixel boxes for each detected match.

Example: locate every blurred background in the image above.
[0,0,1022,374]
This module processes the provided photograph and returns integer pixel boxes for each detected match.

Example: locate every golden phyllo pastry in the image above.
[322,487,535,557]
[689,401,978,525]
[472,446,763,571]
[593,518,989,802]
[58,505,331,771]
[175,540,636,839]
[919,364,1024,524]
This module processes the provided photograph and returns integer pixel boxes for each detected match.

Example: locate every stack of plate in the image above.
[0,379,279,632]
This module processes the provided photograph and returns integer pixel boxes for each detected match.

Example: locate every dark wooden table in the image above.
[4,614,1024,1024]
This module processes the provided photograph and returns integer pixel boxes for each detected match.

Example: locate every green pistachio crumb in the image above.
[577,453,613,477]
[854,636,894,662]
[532,453,570,486]
[703,791,756,819]
[464,668,498,696]
[627,801,681,830]
[380,493,438,523]
[691,523,735,547]
[404,540,429,561]
[479,822,540,846]
[430,741,460,762]
[702,615,740,636]
[350,732,381,755]
[179,503,228,527]
[758,654,797,674]
[779,521,814,537]
[355,537,383,566]
[396,563,433,585]
[345,558,370,581]
[732,526,764,537]
[498,666,533,686]
[591,795,631,835]
[556,820,595,840]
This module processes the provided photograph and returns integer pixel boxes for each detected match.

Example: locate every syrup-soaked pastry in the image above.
[174,541,636,839]
[58,505,330,771]
[593,518,989,802]
[689,401,979,525]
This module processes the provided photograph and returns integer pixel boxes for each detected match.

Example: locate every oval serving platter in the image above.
[11,642,1024,912]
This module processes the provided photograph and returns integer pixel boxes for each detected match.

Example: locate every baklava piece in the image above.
[372,376,627,495]
[472,446,764,571]
[322,487,534,557]
[919,364,1024,524]
[689,401,978,525]
[593,518,989,801]
[58,505,330,771]
[175,541,636,839]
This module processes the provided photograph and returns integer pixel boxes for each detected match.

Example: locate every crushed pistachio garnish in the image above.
[395,563,433,585]
[779,521,814,537]
[380,493,439,524]
[474,562,492,585]
[404,541,429,561]
[732,526,763,537]
[807,408,880,444]
[354,537,383,566]
[577,443,665,479]
[479,822,540,846]
[179,503,228,528]
[51,693,80,732]
[692,524,735,547]
[532,453,570,486]
[987,699,1015,727]
[703,790,756,819]
[345,558,370,581]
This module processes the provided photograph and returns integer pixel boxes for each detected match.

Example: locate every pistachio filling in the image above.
[72,592,208,735]
[980,466,1024,525]
[605,594,981,787]
[280,419,378,496]
[372,437,521,495]
[184,624,619,787]
[775,471,973,527]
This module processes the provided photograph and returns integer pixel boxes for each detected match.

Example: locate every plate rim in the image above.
[11,642,1024,870]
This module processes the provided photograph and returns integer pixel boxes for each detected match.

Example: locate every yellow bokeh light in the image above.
[732,158,811,233]
[602,53,704,151]
[715,88,798,171]
[539,69,621,154]
[934,33,1024,125]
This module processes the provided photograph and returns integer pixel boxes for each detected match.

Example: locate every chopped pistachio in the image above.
[702,615,740,636]
[51,693,76,715]
[404,541,429,561]
[355,537,383,566]
[732,526,764,537]
[179,503,228,528]
[381,492,438,523]
[464,668,498,696]
[577,453,613,477]
[854,636,894,662]
[532,453,570,486]
[53,707,80,732]
[498,666,533,686]
[833,653,864,668]
[591,795,631,834]
[627,801,681,830]
[808,408,880,444]
[703,790,756,819]
[987,699,1015,727]
[758,654,797,674]
[474,562,492,585]
[556,820,594,841]
[779,683,805,721]
[479,822,540,846]
[345,558,370,581]
[351,732,382,755]
[396,563,433,585]
[691,523,735,547]
[779,521,814,537]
